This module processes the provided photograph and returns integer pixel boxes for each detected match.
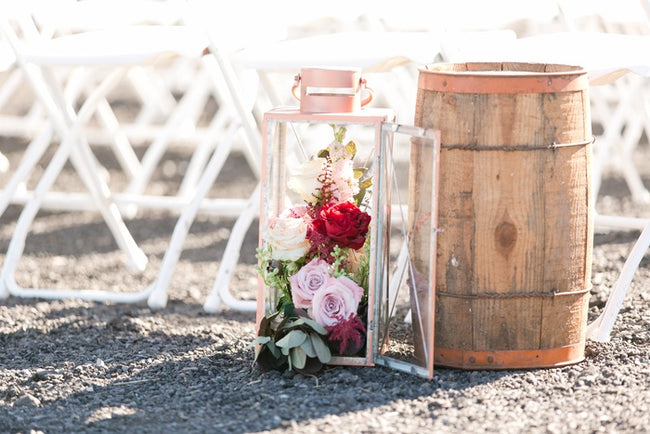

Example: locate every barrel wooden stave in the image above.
[413,62,593,369]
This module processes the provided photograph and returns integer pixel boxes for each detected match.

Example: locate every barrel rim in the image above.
[418,62,589,94]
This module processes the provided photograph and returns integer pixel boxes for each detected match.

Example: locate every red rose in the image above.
[319,202,371,250]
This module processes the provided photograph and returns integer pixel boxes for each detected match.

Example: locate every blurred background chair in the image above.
[0,0,279,310]
[0,2,264,306]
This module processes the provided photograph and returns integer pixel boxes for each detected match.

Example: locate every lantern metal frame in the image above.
[256,106,440,376]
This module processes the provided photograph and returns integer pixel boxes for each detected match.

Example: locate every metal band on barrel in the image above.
[435,285,592,299]
[434,343,585,369]
[418,68,589,94]
[441,137,595,151]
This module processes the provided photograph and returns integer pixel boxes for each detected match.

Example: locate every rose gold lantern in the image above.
[254,69,440,378]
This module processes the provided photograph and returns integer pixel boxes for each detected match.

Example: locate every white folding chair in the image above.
[587,215,650,341]
[555,0,650,203]
[1,3,270,310]
[0,15,211,302]
[145,0,279,311]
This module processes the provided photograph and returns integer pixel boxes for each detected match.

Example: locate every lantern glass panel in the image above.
[372,125,440,379]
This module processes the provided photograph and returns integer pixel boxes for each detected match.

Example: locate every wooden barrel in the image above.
[412,62,593,369]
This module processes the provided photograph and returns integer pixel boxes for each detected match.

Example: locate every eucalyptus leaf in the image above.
[291,346,307,370]
[284,317,306,328]
[267,339,281,358]
[310,334,332,363]
[300,336,316,358]
[300,317,328,335]
[251,336,271,346]
[276,329,307,349]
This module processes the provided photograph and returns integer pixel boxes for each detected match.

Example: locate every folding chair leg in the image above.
[124,76,210,202]
[587,217,650,342]
[0,117,148,297]
[93,96,142,181]
[0,65,148,300]
[177,106,230,198]
[71,136,148,272]
[203,183,259,313]
[146,120,240,309]
[0,125,53,215]
[0,151,8,173]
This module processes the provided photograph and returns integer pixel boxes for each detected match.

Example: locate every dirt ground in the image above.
[0,127,649,433]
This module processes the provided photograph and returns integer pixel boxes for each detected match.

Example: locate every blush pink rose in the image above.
[309,275,364,327]
[267,215,309,261]
[288,258,331,308]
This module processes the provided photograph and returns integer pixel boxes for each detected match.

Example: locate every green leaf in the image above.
[331,124,347,143]
[282,302,295,318]
[300,336,316,358]
[358,177,372,189]
[251,336,271,346]
[291,346,307,370]
[284,317,306,329]
[310,334,332,364]
[276,329,307,349]
[345,140,357,157]
[300,317,328,335]
[267,339,282,358]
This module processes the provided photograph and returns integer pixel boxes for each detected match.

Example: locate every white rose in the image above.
[267,216,309,261]
[288,158,326,204]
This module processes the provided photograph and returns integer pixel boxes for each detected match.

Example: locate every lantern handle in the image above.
[291,74,374,107]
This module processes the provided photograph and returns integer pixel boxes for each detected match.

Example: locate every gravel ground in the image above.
[1,131,649,433]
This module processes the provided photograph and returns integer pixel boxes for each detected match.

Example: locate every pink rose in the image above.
[309,275,363,327]
[288,258,331,308]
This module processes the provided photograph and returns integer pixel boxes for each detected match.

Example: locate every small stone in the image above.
[14,394,41,408]
[429,398,452,409]
[31,371,50,382]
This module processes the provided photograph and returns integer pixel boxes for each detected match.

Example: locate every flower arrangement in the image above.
[254,125,372,374]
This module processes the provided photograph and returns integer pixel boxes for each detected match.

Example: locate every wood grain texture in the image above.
[412,63,593,367]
